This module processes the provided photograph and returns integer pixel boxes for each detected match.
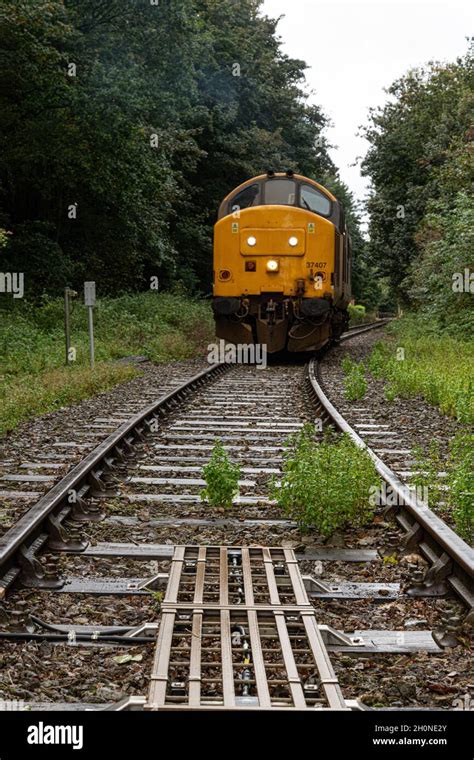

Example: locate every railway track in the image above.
[0,320,472,711]
[308,359,474,612]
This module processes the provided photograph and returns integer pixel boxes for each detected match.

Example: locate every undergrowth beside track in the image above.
[368,315,473,424]
[411,435,473,543]
[0,292,214,434]
[364,316,473,540]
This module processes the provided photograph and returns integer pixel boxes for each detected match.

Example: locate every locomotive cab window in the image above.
[228,183,260,214]
[300,184,331,217]
[264,178,296,205]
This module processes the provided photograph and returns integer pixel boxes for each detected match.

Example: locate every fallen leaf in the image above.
[112,654,133,664]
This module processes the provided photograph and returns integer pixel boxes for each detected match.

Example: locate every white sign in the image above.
[84,281,96,306]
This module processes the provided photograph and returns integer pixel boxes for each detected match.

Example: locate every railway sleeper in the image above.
[0,621,446,655]
[14,571,399,600]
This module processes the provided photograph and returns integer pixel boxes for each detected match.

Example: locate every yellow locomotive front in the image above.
[213,171,351,353]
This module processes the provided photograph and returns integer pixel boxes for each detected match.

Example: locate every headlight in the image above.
[247,236,257,246]
[288,236,298,247]
[266,259,279,272]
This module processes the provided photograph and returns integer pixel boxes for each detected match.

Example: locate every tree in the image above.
[0,0,356,298]
[322,174,381,309]
[361,49,473,303]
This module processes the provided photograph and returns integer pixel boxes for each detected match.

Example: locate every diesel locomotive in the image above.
[212,171,352,353]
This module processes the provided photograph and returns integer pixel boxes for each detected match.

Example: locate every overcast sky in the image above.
[261,0,472,211]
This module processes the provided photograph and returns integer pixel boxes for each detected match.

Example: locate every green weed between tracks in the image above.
[342,356,367,401]
[0,292,214,434]
[272,425,380,537]
[201,440,241,508]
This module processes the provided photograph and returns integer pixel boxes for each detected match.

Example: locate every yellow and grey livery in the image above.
[212,170,352,353]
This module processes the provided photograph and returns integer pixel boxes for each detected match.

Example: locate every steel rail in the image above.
[341,319,392,340]
[307,359,474,606]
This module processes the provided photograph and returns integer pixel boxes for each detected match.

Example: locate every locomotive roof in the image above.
[218,172,340,224]
[220,172,337,206]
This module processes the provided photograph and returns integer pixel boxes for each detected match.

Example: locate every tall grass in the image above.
[367,316,473,423]
[0,292,214,433]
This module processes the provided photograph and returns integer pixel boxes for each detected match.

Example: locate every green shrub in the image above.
[201,440,241,508]
[367,342,388,378]
[342,357,367,401]
[341,356,353,374]
[384,385,397,402]
[348,303,367,325]
[272,425,380,537]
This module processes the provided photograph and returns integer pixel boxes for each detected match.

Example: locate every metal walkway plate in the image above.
[305,579,399,601]
[46,575,168,595]
[146,545,347,711]
[80,543,378,563]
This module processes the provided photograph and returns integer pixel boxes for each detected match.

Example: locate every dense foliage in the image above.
[361,48,473,324]
[407,191,473,335]
[0,0,365,297]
